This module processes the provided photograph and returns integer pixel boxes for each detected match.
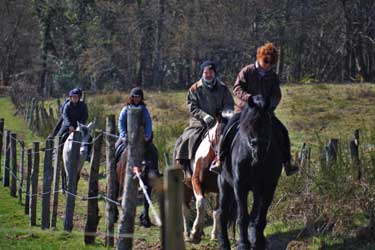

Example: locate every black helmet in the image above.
[69,88,82,97]
[200,60,217,76]
[130,87,144,100]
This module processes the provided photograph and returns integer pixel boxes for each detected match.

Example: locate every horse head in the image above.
[76,121,95,156]
[239,100,272,165]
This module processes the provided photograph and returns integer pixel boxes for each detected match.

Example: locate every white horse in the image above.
[63,122,95,187]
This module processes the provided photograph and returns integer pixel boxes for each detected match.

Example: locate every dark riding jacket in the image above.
[233,62,281,113]
[62,100,88,128]
[188,79,234,127]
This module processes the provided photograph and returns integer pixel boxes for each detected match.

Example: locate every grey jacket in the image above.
[187,79,234,127]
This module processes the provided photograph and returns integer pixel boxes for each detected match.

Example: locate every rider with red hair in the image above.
[211,42,299,176]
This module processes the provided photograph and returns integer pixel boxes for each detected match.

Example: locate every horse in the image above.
[174,110,233,243]
[63,121,95,188]
[217,102,283,250]
[115,141,160,227]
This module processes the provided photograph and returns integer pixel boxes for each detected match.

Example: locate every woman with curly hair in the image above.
[211,42,299,176]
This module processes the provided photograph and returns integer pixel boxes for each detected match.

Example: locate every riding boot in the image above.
[209,154,222,174]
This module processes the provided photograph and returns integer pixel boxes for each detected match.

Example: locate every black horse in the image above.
[218,100,283,250]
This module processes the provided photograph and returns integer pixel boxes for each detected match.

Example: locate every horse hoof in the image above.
[189,234,202,244]
[139,214,152,228]
[237,242,251,250]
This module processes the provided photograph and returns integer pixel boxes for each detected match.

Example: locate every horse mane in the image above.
[239,104,261,136]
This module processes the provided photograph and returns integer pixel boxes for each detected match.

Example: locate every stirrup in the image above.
[209,160,222,174]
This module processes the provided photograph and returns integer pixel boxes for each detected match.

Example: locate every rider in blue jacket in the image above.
[115,87,159,228]
[118,87,152,142]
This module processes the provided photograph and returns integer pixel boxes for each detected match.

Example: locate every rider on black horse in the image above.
[210,42,300,176]
[174,61,234,174]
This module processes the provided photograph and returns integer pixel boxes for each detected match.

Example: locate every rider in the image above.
[174,60,234,172]
[115,87,159,228]
[210,42,299,176]
[56,87,88,139]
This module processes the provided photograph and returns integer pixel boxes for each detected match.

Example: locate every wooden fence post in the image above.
[18,141,25,205]
[56,98,61,117]
[30,142,40,226]
[164,168,185,250]
[325,138,338,167]
[27,98,35,129]
[105,115,117,247]
[0,118,3,179]
[350,129,361,181]
[64,131,82,232]
[2,130,10,187]
[85,131,103,244]
[51,136,62,228]
[34,101,40,134]
[41,137,54,229]
[10,133,17,197]
[117,107,144,250]
[25,149,32,215]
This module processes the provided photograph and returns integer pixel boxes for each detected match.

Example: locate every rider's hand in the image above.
[203,115,215,127]
[69,126,75,133]
[248,95,265,109]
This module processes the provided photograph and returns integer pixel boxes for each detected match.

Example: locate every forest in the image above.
[1,0,375,97]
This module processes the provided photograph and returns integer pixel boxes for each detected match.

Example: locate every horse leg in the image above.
[182,185,193,241]
[218,176,232,250]
[254,186,277,250]
[248,190,261,248]
[190,159,205,244]
[234,182,250,250]
[140,175,152,228]
[211,193,220,240]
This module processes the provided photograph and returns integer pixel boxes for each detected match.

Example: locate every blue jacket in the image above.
[118,104,152,140]
[62,100,88,128]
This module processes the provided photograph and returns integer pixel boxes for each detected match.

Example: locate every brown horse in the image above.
[115,142,160,227]
[174,111,233,243]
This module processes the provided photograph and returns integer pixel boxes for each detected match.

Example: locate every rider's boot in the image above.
[209,154,222,174]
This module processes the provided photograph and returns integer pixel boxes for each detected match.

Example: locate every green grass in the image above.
[2,83,375,249]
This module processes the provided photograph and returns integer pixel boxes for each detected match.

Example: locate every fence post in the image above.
[25,149,32,215]
[10,133,17,197]
[18,141,25,205]
[164,168,185,250]
[41,136,54,229]
[117,107,144,250]
[51,136,62,228]
[105,115,117,247]
[27,98,35,129]
[85,131,103,244]
[2,130,10,187]
[30,142,40,226]
[325,138,338,167]
[34,101,40,134]
[0,118,3,179]
[350,129,361,181]
[64,131,82,232]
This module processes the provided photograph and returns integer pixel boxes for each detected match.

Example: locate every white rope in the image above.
[102,131,120,139]
[135,171,162,227]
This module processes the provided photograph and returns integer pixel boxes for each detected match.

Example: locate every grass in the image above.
[2,83,375,249]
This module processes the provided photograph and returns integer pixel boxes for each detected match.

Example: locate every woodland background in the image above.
[1,0,375,96]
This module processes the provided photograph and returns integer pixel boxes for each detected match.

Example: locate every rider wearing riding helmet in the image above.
[211,42,299,176]
[57,87,88,138]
